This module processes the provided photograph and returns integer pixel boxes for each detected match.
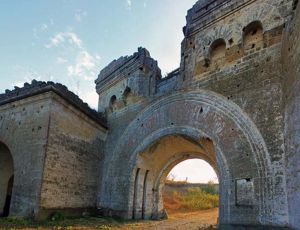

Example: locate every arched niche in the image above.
[209,38,227,70]
[122,86,132,106]
[123,87,132,99]
[109,95,117,112]
[243,21,264,52]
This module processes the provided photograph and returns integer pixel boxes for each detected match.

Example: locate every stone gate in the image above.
[0,0,300,229]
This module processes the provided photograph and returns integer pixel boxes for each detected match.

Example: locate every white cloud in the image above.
[45,32,82,48]
[56,57,68,64]
[75,9,87,22]
[126,0,132,9]
[79,91,98,109]
[41,24,48,31]
[95,54,101,60]
[32,23,48,39]
[67,51,100,82]
[143,0,147,8]
[43,30,101,107]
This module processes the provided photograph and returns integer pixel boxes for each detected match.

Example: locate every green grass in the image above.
[0,215,126,229]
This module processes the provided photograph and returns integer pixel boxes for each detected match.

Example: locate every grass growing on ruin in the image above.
[164,187,219,213]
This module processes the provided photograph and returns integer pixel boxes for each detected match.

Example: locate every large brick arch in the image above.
[99,90,275,226]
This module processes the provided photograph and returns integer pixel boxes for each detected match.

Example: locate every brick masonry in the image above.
[0,0,300,229]
[95,0,300,229]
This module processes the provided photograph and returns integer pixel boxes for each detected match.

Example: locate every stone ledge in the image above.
[0,80,107,129]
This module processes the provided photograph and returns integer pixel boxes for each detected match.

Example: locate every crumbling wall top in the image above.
[0,80,107,128]
[184,0,254,37]
[95,47,161,92]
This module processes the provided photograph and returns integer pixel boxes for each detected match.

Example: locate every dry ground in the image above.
[0,208,218,230]
[111,208,218,230]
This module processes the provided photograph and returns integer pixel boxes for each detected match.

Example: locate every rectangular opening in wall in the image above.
[235,178,255,207]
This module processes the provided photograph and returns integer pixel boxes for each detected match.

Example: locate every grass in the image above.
[0,215,126,229]
[164,187,219,213]
[180,188,219,210]
[0,183,218,229]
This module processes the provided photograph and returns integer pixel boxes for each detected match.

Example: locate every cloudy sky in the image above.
[0,0,218,183]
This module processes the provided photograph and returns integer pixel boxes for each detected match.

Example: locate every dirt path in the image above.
[0,209,218,230]
[112,208,218,230]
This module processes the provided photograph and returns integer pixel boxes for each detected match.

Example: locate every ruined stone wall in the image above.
[96,48,161,114]
[182,2,292,225]
[39,93,106,218]
[0,81,107,219]
[177,0,294,225]
[282,1,300,228]
[0,93,52,217]
[95,48,162,208]
[96,0,298,228]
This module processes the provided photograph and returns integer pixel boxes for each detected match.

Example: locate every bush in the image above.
[164,187,219,212]
[202,181,218,195]
[180,188,219,210]
[50,212,65,221]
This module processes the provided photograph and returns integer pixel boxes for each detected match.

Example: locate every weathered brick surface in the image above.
[0,93,52,217]
[282,1,300,228]
[95,0,299,228]
[1,0,300,228]
[39,94,106,216]
[0,83,107,218]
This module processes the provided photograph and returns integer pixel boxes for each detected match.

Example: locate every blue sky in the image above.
[0,0,197,108]
[0,0,218,183]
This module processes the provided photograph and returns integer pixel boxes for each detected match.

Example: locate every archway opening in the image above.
[131,134,221,224]
[0,142,14,217]
[209,38,227,70]
[163,159,219,218]
[243,21,264,52]
[103,91,272,226]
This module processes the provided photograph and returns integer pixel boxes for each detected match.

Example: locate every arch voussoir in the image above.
[99,90,273,225]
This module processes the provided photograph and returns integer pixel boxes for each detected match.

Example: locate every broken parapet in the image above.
[184,0,250,37]
[95,48,162,113]
[0,80,107,128]
[95,47,161,94]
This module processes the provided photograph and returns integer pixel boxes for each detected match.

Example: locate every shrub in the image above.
[202,181,218,195]
[164,187,219,212]
[50,212,65,221]
[180,188,219,210]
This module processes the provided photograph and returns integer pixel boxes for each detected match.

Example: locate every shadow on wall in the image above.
[0,142,14,217]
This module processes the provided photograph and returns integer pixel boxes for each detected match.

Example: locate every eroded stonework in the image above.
[0,0,300,229]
